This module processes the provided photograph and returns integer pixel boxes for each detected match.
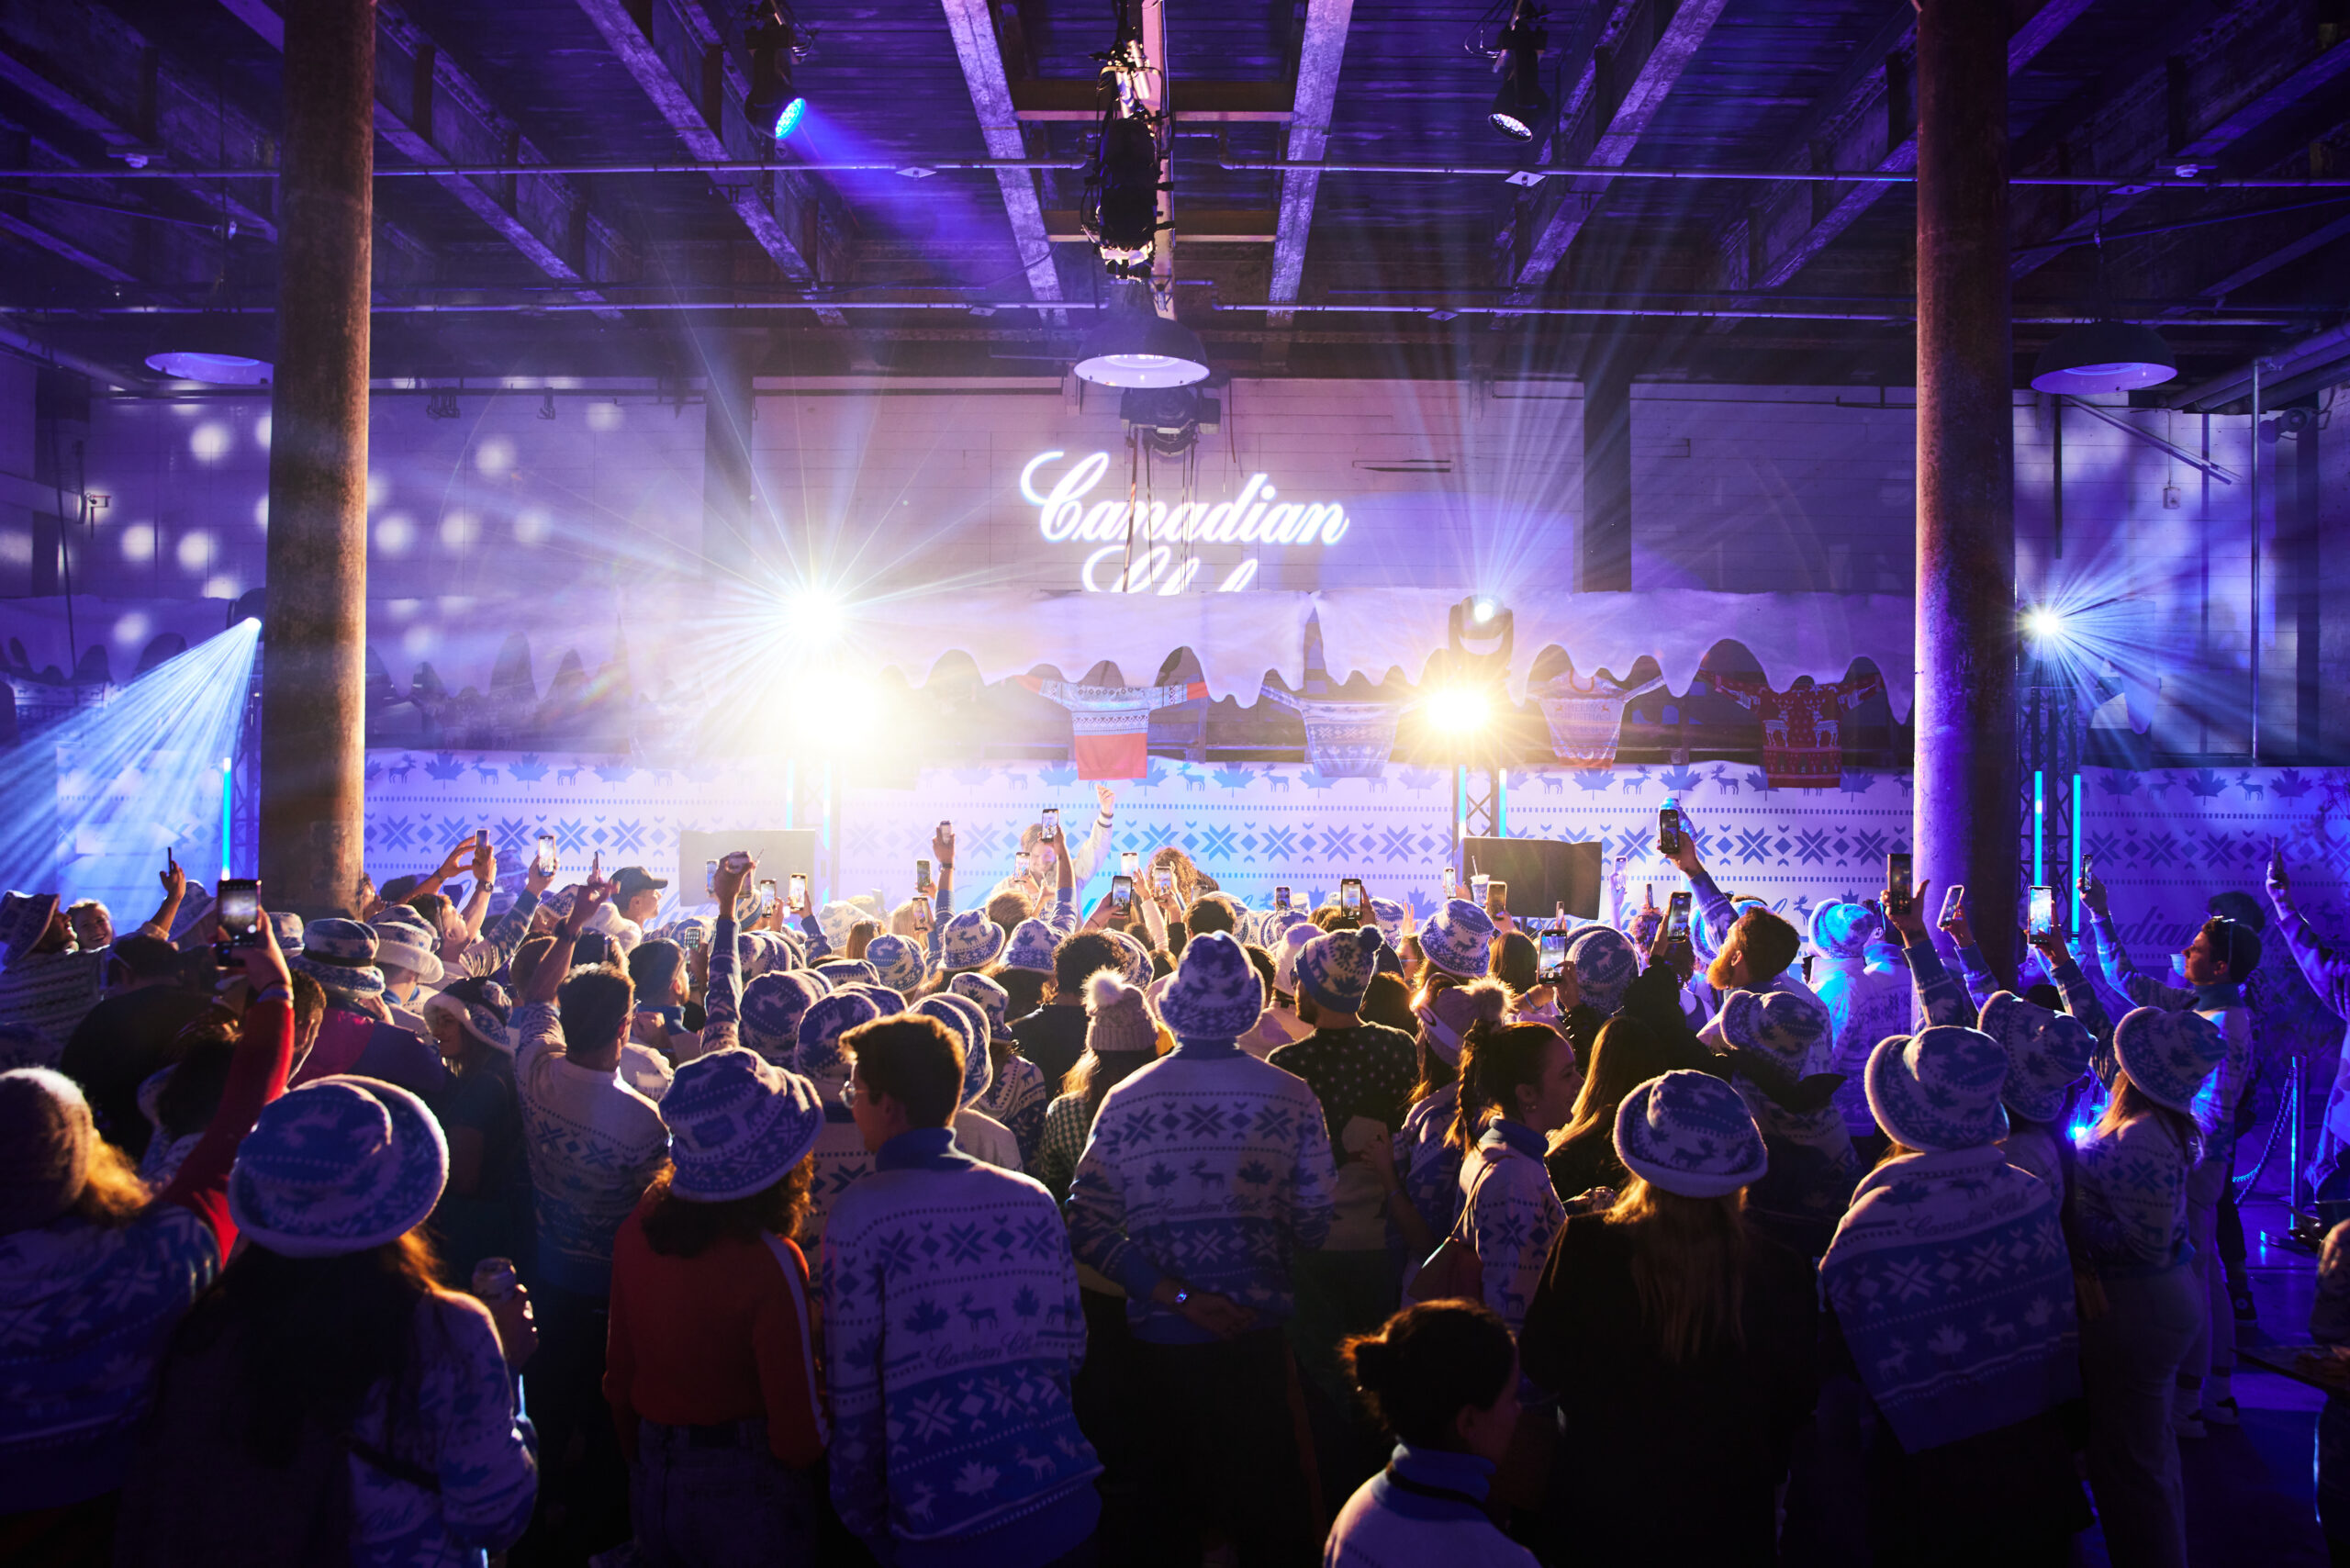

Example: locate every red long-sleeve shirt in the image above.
[162,992,295,1255]
[603,1193,826,1468]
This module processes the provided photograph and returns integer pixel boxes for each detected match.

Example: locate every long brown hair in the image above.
[1065,1024,1173,1122]
[1558,1016,1680,1149]
[1606,1175,1750,1364]
[2094,1070,2203,1165]
[72,1139,153,1228]
[176,1229,445,1465]
[639,1159,815,1254]
[1449,1021,1566,1153]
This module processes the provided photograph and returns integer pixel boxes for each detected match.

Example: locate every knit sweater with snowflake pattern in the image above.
[820,1126,1100,1568]
[1067,1037,1338,1344]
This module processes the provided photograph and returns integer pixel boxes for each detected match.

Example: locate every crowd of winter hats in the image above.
[1864,1026,2010,1153]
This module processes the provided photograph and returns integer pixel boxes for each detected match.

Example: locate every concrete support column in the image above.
[1914,0,2018,978]
[260,0,374,915]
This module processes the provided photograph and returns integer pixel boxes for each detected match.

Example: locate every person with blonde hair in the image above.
[1517,1070,1818,1562]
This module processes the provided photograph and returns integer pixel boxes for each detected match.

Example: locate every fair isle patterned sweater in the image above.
[821,1127,1100,1563]
[1456,1120,1566,1339]
[1068,1039,1337,1344]
[1820,1144,2081,1452]
[513,999,671,1297]
[1397,1083,1464,1245]
[1814,955,1911,1138]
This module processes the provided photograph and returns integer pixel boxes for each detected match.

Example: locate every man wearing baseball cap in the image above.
[610,867,667,928]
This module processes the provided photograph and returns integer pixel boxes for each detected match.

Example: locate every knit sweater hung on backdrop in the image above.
[1819,1144,2082,1451]
[820,1126,1102,1568]
[1067,1036,1338,1343]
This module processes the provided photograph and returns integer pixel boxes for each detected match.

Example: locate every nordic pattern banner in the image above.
[358,752,2350,945]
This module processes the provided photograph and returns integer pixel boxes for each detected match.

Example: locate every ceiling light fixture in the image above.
[2029,321,2177,395]
[1080,2,1166,279]
[1487,1,1551,142]
[743,1,811,142]
[1074,281,1210,388]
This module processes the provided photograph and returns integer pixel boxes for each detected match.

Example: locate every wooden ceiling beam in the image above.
[1264,0,1354,352]
[1502,0,1732,308]
[216,0,624,312]
[940,0,1063,319]
[568,0,848,326]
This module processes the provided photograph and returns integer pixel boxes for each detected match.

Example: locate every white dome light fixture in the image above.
[2029,320,2177,395]
[1073,287,1210,389]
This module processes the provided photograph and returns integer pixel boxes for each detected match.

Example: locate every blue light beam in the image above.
[0,619,261,916]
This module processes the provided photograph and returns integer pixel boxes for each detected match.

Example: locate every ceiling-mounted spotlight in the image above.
[2029,320,2177,395]
[743,1,810,141]
[1080,9,1165,278]
[1075,281,1210,388]
[1488,2,1550,142]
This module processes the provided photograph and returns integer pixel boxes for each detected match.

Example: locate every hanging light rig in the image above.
[1080,0,1169,284]
[742,0,811,142]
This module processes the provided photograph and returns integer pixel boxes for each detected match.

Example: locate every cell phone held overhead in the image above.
[2028,885,2057,937]
[1111,875,1134,915]
[1939,884,1965,925]
[1663,890,1694,947]
[1658,801,1683,857]
[1884,852,1913,915]
[1537,928,1568,982]
[214,878,262,961]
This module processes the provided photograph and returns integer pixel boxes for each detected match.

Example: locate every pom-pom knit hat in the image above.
[815,958,878,990]
[1157,930,1267,1043]
[664,1049,824,1202]
[2115,1005,2227,1114]
[1809,902,1879,965]
[1275,923,1317,998]
[290,917,386,1000]
[914,994,993,1105]
[1978,991,2096,1125]
[421,983,513,1055]
[1864,1025,2011,1152]
[939,908,1008,969]
[0,1068,95,1232]
[864,933,928,993]
[368,918,445,985]
[795,991,881,1084]
[1418,899,1498,980]
[1368,897,1409,948]
[1295,927,1382,1015]
[1415,977,1513,1066]
[742,971,828,1065]
[948,971,1014,1041]
[1717,988,1830,1068]
[1086,971,1158,1055]
[228,1076,451,1258]
[1568,926,1639,1014]
[1105,928,1154,987]
[1614,1070,1769,1199]
[0,891,60,962]
[1002,919,1060,975]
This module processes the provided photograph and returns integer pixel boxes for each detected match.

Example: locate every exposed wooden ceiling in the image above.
[1,0,2345,387]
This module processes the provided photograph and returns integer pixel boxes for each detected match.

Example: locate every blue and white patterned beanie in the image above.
[289,917,386,1001]
[267,911,305,955]
[1809,901,1879,965]
[864,933,927,993]
[1368,897,1409,949]
[2114,1005,2227,1114]
[794,991,881,1085]
[845,983,908,1015]
[1259,908,1312,953]
[664,1049,824,1202]
[815,958,879,990]
[1699,894,1768,957]
[1567,925,1639,1014]
[1295,926,1382,1015]
[1864,1025,2010,1152]
[1157,930,1266,1043]
[915,993,993,1106]
[1717,987,1830,1068]
[1978,991,2095,1124]
[1614,1070,1768,1199]
[939,908,1008,969]
[742,971,829,1065]
[1105,928,1154,988]
[1002,918,1060,976]
[228,1076,451,1257]
[1417,899,1498,980]
[949,971,1014,1041]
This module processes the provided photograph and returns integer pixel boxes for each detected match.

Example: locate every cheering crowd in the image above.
[1,784,2344,1568]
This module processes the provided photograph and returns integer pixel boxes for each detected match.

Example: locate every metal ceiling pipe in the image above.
[0,320,150,388]
[0,159,1087,181]
[2169,319,2350,409]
